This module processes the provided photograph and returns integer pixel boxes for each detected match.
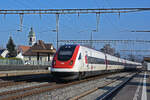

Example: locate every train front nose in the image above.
[51,45,80,80]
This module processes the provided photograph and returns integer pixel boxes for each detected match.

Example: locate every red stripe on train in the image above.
[85,55,88,64]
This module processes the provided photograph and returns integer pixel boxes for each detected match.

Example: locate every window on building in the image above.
[30,38,32,41]
[40,57,42,61]
[29,56,31,60]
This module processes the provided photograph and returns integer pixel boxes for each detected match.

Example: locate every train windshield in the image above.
[57,45,76,61]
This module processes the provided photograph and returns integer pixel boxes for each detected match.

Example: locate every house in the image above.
[16,27,56,63]
[16,45,30,59]
[0,49,9,58]
[23,40,56,62]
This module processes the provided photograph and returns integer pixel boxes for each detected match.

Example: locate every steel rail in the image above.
[0,82,56,97]
[0,81,26,88]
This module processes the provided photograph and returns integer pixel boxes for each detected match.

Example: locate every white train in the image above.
[51,44,142,80]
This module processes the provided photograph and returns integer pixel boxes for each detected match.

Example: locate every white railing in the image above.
[0,59,52,66]
[0,59,24,65]
[24,60,52,66]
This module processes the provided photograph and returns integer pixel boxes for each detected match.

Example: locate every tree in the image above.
[100,44,115,55]
[127,54,142,62]
[6,36,17,57]
[114,52,121,58]
[100,44,121,57]
[127,54,135,61]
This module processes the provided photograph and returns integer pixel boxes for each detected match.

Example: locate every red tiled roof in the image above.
[18,45,30,54]
[31,40,56,50]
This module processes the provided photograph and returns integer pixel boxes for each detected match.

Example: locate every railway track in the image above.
[70,72,137,100]
[0,75,107,100]
[0,72,134,100]
[0,81,26,88]
[0,74,52,88]
[0,82,57,100]
[0,74,54,100]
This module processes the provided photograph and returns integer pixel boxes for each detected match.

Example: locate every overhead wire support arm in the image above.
[120,50,150,52]
[0,8,150,15]
[58,40,150,44]
[130,30,150,32]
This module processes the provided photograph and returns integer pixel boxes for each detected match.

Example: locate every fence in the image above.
[0,59,24,65]
[24,60,52,66]
[0,59,52,66]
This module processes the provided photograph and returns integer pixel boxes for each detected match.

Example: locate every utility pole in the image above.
[56,14,59,50]
[90,30,96,48]
[90,31,93,48]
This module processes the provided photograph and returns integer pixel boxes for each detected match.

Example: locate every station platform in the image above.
[111,71,150,100]
[0,70,50,77]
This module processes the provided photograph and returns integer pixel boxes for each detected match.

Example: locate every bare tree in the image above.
[114,52,121,58]
[100,44,115,55]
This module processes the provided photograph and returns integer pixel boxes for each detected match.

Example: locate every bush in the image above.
[0,57,4,59]
[0,57,22,60]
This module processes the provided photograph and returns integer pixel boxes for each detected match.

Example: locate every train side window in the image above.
[78,53,82,60]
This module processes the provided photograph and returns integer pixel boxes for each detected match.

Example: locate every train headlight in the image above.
[69,60,73,65]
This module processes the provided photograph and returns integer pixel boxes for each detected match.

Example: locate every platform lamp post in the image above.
[90,30,97,48]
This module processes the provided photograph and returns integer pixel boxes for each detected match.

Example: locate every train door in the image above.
[78,51,86,79]
[78,52,84,69]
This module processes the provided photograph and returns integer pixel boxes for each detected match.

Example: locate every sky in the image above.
[0,0,150,56]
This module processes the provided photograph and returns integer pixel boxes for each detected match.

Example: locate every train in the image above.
[51,44,142,80]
